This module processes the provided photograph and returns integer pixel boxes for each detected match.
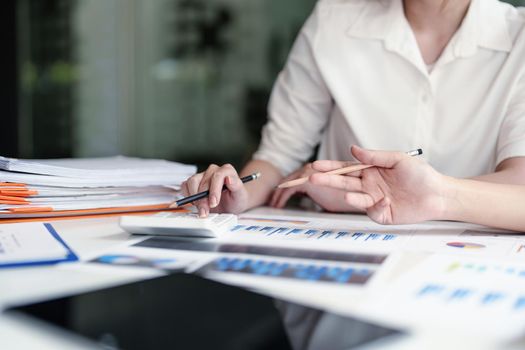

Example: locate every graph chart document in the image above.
[94,209,525,344]
[362,254,525,342]
[218,213,422,253]
[218,213,523,258]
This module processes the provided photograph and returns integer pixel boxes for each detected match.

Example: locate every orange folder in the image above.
[0,204,189,223]
[0,195,30,204]
[0,183,26,187]
[0,190,38,197]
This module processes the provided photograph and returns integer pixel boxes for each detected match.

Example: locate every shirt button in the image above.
[421,94,429,103]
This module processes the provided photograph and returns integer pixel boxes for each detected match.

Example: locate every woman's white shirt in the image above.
[252,0,525,178]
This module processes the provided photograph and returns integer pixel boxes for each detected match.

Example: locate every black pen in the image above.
[169,172,261,208]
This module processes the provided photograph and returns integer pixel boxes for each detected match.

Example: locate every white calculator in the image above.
[119,212,238,238]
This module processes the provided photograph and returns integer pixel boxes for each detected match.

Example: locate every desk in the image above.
[0,208,523,350]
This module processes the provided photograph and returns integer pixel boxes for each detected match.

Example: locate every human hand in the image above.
[181,164,249,217]
[270,163,364,213]
[310,146,446,224]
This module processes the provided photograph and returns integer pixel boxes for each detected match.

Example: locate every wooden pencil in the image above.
[276,149,423,189]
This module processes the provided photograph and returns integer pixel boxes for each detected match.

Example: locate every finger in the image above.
[208,164,239,208]
[275,187,301,208]
[269,187,278,207]
[185,173,203,195]
[344,191,376,210]
[351,145,405,169]
[270,187,287,208]
[312,160,356,172]
[271,185,301,208]
[225,174,244,192]
[309,173,363,192]
[181,180,189,197]
[271,169,306,206]
[198,164,220,193]
[366,197,392,225]
[195,194,210,217]
[192,168,215,216]
[269,187,290,207]
[194,165,221,215]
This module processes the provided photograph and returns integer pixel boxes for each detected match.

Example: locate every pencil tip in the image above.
[168,202,178,209]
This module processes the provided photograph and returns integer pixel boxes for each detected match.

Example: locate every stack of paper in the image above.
[0,156,196,218]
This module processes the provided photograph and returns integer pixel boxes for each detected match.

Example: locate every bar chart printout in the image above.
[199,256,379,285]
[365,255,525,341]
[226,220,401,245]
[135,237,388,286]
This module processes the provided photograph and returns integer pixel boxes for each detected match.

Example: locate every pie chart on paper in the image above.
[446,242,486,249]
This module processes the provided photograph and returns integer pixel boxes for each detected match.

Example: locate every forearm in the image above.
[441,176,525,231]
[240,159,283,210]
[472,170,525,184]
[472,157,525,185]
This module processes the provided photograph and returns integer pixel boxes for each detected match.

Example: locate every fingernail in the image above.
[209,195,217,208]
[199,208,206,218]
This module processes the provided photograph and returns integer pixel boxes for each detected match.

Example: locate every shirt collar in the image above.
[476,0,513,52]
[346,0,513,56]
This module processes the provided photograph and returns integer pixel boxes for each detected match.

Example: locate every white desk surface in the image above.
[0,207,523,350]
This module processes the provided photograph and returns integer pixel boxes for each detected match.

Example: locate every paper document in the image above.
[363,254,525,341]
[0,155,196,218]
[88,246,199,273]
[0,185,176,198]
[0,193,178,212]
[0,170,191,188]
[217,213,517,256]
[0,155,196,178]
[0,223,78,268]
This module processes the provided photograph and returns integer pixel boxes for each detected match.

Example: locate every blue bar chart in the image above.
[229,223,399,243]
[200,256,375,285]
[415,283,525,312]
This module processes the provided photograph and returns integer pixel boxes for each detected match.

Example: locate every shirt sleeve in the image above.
[252,3,333,176]
[497,70,525,165]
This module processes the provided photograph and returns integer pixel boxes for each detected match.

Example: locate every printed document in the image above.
[0,223,77,267]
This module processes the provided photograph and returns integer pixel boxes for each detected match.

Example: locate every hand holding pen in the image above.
[277,148,422,189]
[308,145,433,224]
[270,147,422,211]
[178,147,421,217]
[178,164,259,217]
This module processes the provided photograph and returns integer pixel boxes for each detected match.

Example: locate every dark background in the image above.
[1,0,17,158]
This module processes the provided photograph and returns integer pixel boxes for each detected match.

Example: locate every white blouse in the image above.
[253,0,525,178]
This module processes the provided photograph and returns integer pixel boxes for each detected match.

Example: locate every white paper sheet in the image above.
[0,223,73,264]
[24,185,176,198]
[0,193,177,212]
[218,213,519,258]
[361,254,525,341]
[0,169,191,188]
[0,156,196,179]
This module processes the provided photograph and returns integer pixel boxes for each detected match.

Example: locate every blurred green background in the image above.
[11,0,525,170]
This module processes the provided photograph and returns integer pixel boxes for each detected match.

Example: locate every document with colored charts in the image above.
[127,212,414,290]
[217,212,520,257]
[360,254,525,342]
[129,211,522,297]
[221,213,423,253]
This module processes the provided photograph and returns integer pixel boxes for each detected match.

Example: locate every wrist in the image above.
[435,175,462,221]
